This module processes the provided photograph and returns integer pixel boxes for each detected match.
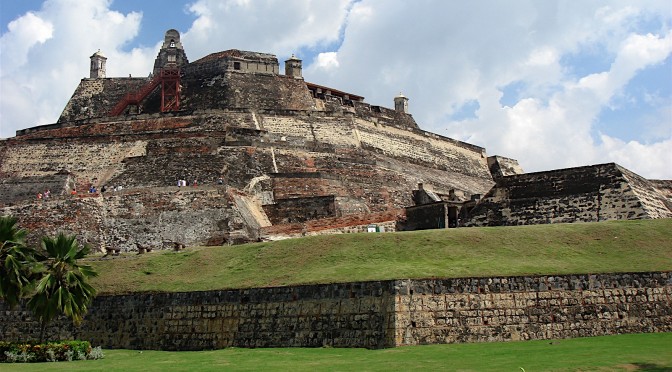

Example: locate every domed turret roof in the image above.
[91,49,106,58]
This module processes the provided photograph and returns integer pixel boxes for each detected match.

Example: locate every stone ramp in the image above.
[618,165,672,219]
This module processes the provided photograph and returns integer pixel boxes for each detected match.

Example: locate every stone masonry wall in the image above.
[1,281,398,350]
[466,163,672,226]
[260,209,402,238]
[58,78,150,123]
[3,108,495,252]
[0,272,668,350]
[1,187,252,252]
[395,272,672,345]
[263,195,336,224]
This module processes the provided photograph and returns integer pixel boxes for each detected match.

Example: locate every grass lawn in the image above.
[87,219,672,294]
[2,333,671,371]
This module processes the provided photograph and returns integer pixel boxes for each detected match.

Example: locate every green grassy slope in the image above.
[3,333,672,371]
[88,219,672,294]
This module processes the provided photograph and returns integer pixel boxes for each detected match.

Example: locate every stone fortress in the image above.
[1,29,671,351]
[1,29,671,252]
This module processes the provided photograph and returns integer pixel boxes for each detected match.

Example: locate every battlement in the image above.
[188,49,280,75]
[466,163,672,226]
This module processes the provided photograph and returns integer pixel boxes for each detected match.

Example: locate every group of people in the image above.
[36,189,51,200]
[63,184,123,198]
[177,179,198,187]
[37,176,226,200]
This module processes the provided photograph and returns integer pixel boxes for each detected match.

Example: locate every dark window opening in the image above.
[234,62,241,70]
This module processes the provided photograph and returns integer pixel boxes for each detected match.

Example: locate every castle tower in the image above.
[394,92,409,113]
[153,29,189,76]
[284,54,303,78]
[89,50,107,78]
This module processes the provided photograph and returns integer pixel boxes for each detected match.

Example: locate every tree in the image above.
[0,216,35,308]
[27,233,98,342]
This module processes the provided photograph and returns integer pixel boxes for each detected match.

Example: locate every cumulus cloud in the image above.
[0,0,152,138]
[304,1,671,178]
[183,0,352,61]
[313,52,340,71]
[0,12,54,71]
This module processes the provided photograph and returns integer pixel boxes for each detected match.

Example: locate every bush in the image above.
[0,340,104,363]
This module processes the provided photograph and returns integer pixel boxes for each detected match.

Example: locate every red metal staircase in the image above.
[108,68,181,116]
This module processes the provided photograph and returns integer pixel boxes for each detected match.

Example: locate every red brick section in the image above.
[261,209,404,235]
[18,117,194,140]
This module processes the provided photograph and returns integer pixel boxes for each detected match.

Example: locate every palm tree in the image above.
[27,233,98,342]
[0,216,35,309]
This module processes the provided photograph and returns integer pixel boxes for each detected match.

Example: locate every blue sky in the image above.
[1,0,670,179]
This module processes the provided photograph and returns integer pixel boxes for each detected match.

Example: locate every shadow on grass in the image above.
[631,363,672,371]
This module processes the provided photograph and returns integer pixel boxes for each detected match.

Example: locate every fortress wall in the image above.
[466,163,671,226]
[260,116,315,144]
[0,281,398,350]
[16,115,195,140]
[1,272,669,350]
[0,174,72,205]
[395,272,672,345]
[92,188,252,249]
[260,209,402,238]
[270,175,344,200]
[488,155,524,178]
[353,120,491,180]
[260,114,492,183]
[1,187,251,252]
[263,195,336,224]
[0,140,146,180]
[259,114,494,198]
[356,105,419,130]
[261,116,360,148]
[183,72,314,112]
[0,197,105,249]
[107,136,229,188]
[619,166,672,219]
[58,78,150,123]
[269,154,408,213]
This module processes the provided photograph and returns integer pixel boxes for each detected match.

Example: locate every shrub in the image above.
[0,340,103,363]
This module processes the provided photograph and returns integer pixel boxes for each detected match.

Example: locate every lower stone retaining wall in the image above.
[1,272,669,349]
[394,272,672,346]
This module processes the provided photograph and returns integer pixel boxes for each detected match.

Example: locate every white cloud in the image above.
[304,1,671,178]
[599,135,672,179]
[0,12,53,72]
[183,0,352,61]
[313,52,340,71]
[0,0,153,138]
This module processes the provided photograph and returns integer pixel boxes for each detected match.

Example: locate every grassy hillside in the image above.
[87,219,672,294]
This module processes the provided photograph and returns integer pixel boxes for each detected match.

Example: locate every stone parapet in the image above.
[466,163,672,226]
[1,272,669,350]
[394,272,672,345]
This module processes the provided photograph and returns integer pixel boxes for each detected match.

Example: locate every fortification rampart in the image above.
[466,163,672,226]
[2,109,494,251]
[1,272,669,349]
[58,78,150,123]
[1,187,252,251]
